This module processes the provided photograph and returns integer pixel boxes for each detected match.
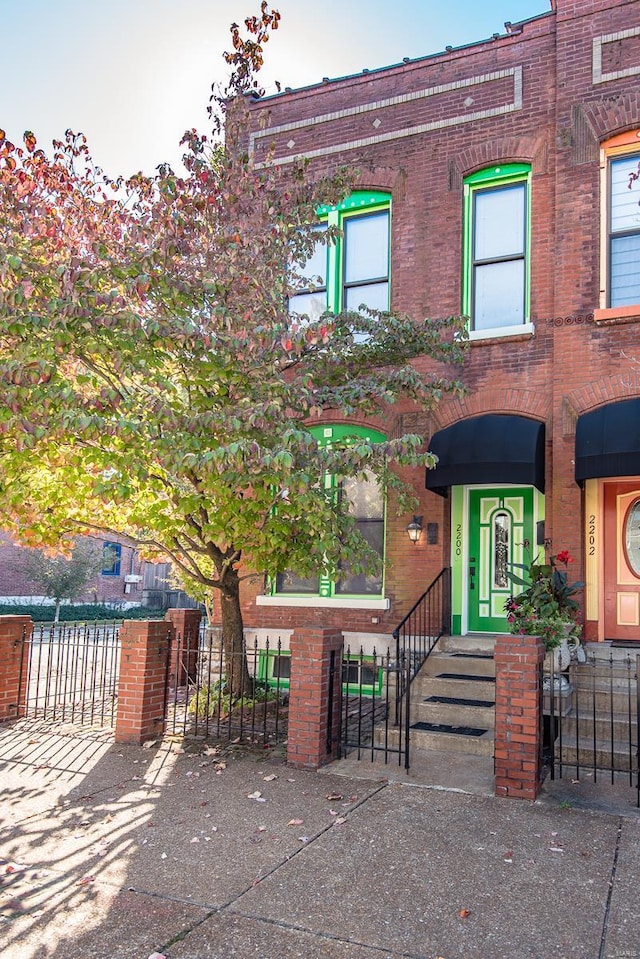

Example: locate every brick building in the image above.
[0,534,198,611]
[234,0,640,663]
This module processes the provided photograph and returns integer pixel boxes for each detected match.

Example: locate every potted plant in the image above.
[504,545,584,669]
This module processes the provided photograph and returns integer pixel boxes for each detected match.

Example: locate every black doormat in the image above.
[424,695,495,708]
[411,721,488,737]
[610,640,640,648]
[436,673,496,683]
[450,652,494,659]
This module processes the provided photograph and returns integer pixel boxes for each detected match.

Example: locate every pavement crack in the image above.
[598,815,623,959]
[222,909,429,959]
[156,780,390,956]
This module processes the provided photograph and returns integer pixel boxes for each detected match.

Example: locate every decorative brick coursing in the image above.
[0,616,32,722]
[494,633,546,801]
[287,627,343,769]
[115,620,173,745]
[165,608,202,686]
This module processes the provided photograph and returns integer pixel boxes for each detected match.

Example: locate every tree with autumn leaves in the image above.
[0,5,466,693]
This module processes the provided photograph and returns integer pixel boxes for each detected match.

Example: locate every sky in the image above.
[2,0,549,177]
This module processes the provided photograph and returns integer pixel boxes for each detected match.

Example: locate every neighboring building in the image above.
[238,0,640,657]
[0,533,197,610]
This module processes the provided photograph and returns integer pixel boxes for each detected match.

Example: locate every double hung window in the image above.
[272,424,386,600]
[463,164,531,335]
[289,192,390,321]
[607,148,640,307]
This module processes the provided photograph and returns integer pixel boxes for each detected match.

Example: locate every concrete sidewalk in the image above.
[1,721,639,959]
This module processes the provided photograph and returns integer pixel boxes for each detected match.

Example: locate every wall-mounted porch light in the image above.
[406,515,423,544]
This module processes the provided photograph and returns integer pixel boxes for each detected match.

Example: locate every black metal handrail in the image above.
[392,566,451,683]
[387,567,451,769]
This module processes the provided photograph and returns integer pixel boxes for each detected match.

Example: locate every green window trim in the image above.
[270,423,388,600]
[291,191,391,320]
[258,648,384,697]
[462,164,532,333]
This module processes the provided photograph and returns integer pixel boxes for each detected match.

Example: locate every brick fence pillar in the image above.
[0,616,32,722]
[494,632,546,801]
[115,619,174,745]
[287,627,343,769]
[165,608,202,686]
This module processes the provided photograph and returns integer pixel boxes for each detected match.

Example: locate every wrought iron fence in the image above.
[338,568,451,770]
[546,650,640,806]
[340,646,412,769]
[19,622,121,727]
[164,633,288,746]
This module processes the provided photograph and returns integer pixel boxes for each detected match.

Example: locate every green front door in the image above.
[468,487,535,632]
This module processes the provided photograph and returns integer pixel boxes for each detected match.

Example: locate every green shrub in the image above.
[188,680,276,720]
[0,603,164,623]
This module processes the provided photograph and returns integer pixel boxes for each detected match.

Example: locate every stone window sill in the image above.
[468,322,534,344]
[255,595,390,610]
[594,306,640,326]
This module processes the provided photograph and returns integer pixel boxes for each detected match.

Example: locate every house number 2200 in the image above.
[455,524,462,556]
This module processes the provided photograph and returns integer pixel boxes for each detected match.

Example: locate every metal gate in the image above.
[340,569,451,770]
[19,622,121,728]
[546,650,640,806]
[340,646,412,768]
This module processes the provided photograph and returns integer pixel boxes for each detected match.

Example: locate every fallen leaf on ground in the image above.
[148,953,167,959]
[247,791,266,802]
[143,740,156,749]
[287,819,304,826]
[326,793,342,800]
[333,817,347,825]
[76,876,95,886]
[458,908,470,919]
[263,774,277,781]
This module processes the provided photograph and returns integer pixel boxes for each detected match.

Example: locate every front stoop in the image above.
[407,635,497,757]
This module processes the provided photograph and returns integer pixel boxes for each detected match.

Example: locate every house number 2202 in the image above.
[588,514,596,556]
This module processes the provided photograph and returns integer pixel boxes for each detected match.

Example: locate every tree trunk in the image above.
[219,569,252,698]
[54,599,61,624]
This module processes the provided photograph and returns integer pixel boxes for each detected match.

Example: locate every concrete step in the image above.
[411,696,495,729]
[553,738,637,772]
[557,714,638,740]
[421,651,495,679]
[380,723,494,757]
[438,634,498,656]
[411,674,496,702]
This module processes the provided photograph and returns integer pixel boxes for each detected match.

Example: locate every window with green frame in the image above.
[258,648,384,697]
[462,164,531,332]
[272,423,387,599]
[288,191,391,323]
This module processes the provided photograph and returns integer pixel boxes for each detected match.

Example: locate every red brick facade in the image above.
[0,616,31,722]
[238,0,640,648]
[0,532,145,606]
[494,632,546,799]
[287,627,344,768]
[115,619,173,744]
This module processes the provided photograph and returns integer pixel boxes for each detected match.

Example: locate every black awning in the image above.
[575,399,640,484]
[426,414,545,496]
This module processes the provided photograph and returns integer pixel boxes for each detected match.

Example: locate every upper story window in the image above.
[289,192,390,322]
[101,541,122,577]
[463,164,531,338]
[604,133,640,308]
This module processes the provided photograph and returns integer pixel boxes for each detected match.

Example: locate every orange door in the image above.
[604,481,640,641]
